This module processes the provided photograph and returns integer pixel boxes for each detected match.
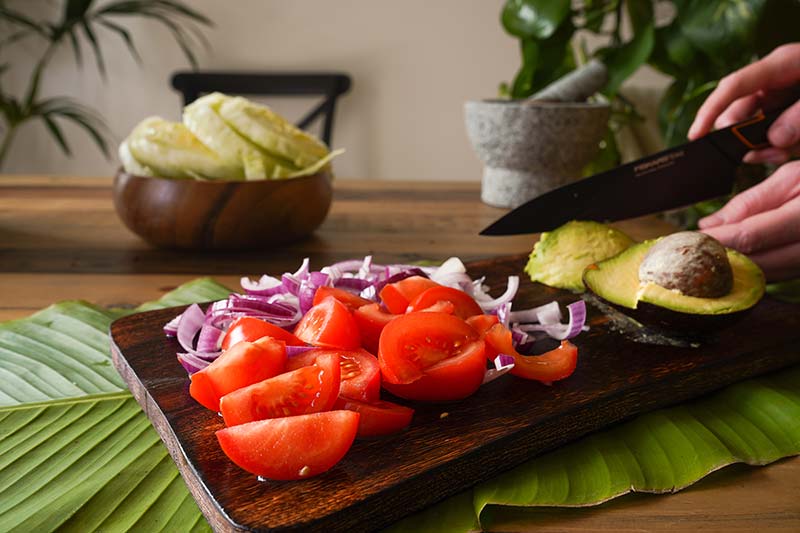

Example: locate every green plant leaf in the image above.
[649,23,697,77]
[387,365,800,531]
[679,0,766,68]
[599,20,655,96]
[81,19,106,77]
[0,392,210,533]
[98,19,141,64]
[501,0,571,40]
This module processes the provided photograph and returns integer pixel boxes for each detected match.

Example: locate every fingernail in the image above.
[770,124,797,147]
[687,123,699,140]
[743,151,756,163]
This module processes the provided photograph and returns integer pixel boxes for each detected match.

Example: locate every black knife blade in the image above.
[480,108,784,236]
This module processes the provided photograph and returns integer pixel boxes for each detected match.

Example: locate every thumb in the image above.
[699,160,800,228]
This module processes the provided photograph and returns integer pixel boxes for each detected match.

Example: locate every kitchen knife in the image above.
[480,107,785,236]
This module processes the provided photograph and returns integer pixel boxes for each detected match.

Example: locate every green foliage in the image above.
[500,0,800,171]
[0,0,212,170]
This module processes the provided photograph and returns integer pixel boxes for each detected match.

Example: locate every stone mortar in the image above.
[465,99,610,208]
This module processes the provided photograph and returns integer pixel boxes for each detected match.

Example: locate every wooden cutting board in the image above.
[110,255,800,532]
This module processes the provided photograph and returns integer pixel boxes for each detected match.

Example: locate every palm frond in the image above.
[41,115,71,156]
[66,27,83,66]
[80,20,105,77]
[97,0,212,26]
[30,96,111,158]
[97,19,140,64]
[63,0,96,24]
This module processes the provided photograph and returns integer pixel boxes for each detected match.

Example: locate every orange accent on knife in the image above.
[731,110,769,149]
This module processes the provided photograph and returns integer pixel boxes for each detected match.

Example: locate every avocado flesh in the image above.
[525,220,634,293]
[583,240,765,315]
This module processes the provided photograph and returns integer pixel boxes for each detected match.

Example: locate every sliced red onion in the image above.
[515,300,586,340]
[335,277,372,292]
[197,324,224,353]
[163,314,181,336]
[177,351,213,374]
[477,276,519,311]
[228,294,298,317]
[309,271,331,287]
[482,354,516,384]
[177,304,205,353]
[281,274,301,295]
[509,300,560,324]
[240,274,284,296]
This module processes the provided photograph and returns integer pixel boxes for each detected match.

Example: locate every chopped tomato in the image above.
[379,276,439,314]
[414,299,455,314]
[219,352,340,426]
[466,314,501,359]
[286,348,380,403]
[353,303,398,354]
[378,312,487,400]
[466,314,500,336]
[484,323,578,383]
[294,296,361,349]
[408,286,483,319]
[378,312,479,384]
[221,316,304,350]
[189,338,287,411]
[334,397,414,438]
[312,286,372,311]
[381,338,486,401]
[216,410,359,480]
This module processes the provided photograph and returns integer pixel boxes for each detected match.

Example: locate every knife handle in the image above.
[709,106,788,162]
[730,109,782,149]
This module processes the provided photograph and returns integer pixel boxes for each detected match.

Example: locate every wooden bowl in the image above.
[113,169,333,250]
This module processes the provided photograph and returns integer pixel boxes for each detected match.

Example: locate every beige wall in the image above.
[4,0,667,180]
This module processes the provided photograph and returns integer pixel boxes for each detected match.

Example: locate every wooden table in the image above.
[1,175,798,531]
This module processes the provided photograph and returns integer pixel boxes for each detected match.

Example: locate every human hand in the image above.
[688,42,800,165]
[698,160,800,281]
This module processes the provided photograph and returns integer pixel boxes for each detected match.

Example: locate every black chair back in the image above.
[171,72,351,146]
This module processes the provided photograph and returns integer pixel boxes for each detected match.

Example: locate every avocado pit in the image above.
[638,231,733,298]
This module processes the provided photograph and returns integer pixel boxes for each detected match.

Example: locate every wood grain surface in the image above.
[111,255,800,532]
[3,175,799,532]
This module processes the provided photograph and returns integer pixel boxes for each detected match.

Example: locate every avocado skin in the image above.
[582,237,765,334]
[615,299,753,334]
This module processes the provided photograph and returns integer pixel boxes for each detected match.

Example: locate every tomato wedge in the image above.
[189,337,287,412]
[378,312,480,384]
[379,276,439,314]
[466,314,501,359]
[216,410,359,480]
[219,352,341,426]
[221,316,304,350]
[286,348,380,403]
[334,397,414,438]
[353,303,398,355]
[484,323,578,383]
[294,296,361,349]
[408,286,483,319]
[312,286,372,311]
[381,338,486,401]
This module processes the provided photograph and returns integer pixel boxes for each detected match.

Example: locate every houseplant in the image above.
[0,0,211,170]
[500,0,800,169]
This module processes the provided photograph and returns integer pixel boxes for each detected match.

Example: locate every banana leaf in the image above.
[0,278,798,533]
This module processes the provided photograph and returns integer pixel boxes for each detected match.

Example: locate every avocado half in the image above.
[525,220,634,293]
[583,239,766,332]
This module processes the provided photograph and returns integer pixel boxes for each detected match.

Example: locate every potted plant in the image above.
[0,0,212,170]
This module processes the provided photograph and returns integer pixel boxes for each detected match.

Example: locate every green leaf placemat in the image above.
[0,279,798,532]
